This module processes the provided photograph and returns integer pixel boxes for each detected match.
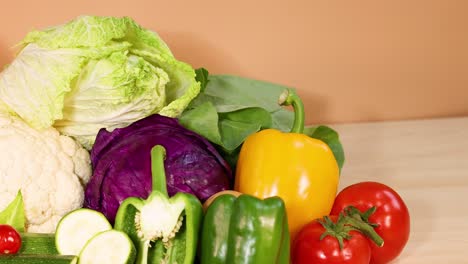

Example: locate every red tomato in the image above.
[292,215,372,264]
[0,225,22,254]
[331,182,410,264]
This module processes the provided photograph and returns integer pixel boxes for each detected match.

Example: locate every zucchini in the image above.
[0,255,77,263]
[19,233,58,255]
[55,208,112,255]
[79,230,136,264]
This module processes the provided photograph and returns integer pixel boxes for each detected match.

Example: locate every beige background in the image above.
[1,0,467,125]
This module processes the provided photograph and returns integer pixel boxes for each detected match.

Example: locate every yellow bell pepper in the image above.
[234,89,340,241]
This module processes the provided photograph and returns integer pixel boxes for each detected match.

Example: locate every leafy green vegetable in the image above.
[179,102,222,145]
[218,107,272,151]
[180,103,272,151]
[179,69,345,172]
[0,16,200,149]
[195,68,210,93]
[180,72,294,151]
[0,190,25,232]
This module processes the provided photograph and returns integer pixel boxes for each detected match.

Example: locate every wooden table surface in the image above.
[332,117,468,263]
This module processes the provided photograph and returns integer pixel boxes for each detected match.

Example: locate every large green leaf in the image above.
[218,107,272,151]
[0,190,25,232]
[179,101,222,146]
[180,69,345,172]
[181,71,294,149]
[187,74,294,115]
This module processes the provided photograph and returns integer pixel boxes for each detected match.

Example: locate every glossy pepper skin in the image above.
[234,89,340,241]
[200,194,290,264]
[114,145,202,264]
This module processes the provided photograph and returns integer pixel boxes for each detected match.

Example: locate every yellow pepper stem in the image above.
[278,89,305,134]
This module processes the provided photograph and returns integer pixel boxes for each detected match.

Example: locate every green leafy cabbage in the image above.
[0,16,200,148]
[180,69,345,172]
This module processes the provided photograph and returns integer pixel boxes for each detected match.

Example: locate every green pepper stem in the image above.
[151,145,168,197]
[278,88,305,133]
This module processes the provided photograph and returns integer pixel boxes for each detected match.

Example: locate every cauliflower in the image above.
[0,112,92,233]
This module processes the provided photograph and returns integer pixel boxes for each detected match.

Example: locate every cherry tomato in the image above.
[292,215,372,264]
[0,224,22,254]
[331,182,410,264]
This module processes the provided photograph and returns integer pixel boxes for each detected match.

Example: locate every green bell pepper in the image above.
[114,145,203,264]
[200,193,290,264]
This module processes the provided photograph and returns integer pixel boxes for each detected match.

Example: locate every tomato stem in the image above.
[344,206,384,247]
[318,215,355,250]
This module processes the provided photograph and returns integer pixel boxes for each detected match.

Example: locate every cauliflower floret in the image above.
[0,112,91,233]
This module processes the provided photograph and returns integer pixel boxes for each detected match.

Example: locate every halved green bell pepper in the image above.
[200,193,290,264]
[114,145,203,264]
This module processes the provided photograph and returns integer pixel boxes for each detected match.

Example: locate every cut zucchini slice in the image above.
[55,208,112,255]
[78,230,136,264]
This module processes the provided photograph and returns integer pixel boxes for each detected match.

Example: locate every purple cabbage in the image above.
[84,114,232,223]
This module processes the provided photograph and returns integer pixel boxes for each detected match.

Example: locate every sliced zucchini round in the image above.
[55,208,112,255]
[78,230,136,264]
